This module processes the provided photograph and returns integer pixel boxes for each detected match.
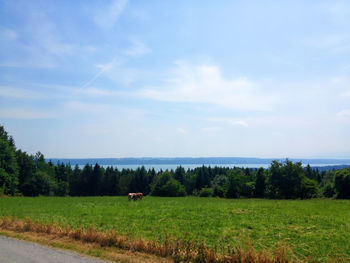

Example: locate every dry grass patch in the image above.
[0,217,304,263]
[0,225,170,263]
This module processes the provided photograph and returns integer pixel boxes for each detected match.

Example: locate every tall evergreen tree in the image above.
[0,125,19,195]
[15,150,34,194]
[334,169,350,199]
[254,167,266,198]
[174,166,186,185]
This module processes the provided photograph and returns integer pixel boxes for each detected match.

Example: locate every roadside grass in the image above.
[0,227,171,263]
[0,196,349,262]
[0,217,290,263]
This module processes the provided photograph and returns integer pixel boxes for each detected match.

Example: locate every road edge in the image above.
[0,228,172,263]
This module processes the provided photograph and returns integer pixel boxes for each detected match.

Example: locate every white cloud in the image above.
[303,34,344,48]
[0,85,76,100]
[0,108,56,119]
[23,7,75,57]
[206,118,249,127]
[0,5,76,68]
[152,136,164,143]
[232,120,248,127]
[177,128,187,134]
[301,34,350,54]
[0,86,42,99]
[341,90,350,97]
[331,77,345,84]
[123,38,150,57]
[75,39,148,90]
[202,127,221,132]
[96,60,117,73]
[94,0,128,30]
[78,87,116,96]
[139,61,276,111]
[337,109,350,118]
[64,101,111,114]
[78,58,121,90]
[84,58,142,86]
[325,1,350,24]
[83,45,98,53]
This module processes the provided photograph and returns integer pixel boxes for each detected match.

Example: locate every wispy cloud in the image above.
[79,58,120,90]
[0,85,74,100]
[0,3,75,68]
[94,0,128,30]
[0,108,56,119]
[177,128,187,134]
[337,109,350,119]
[77,87,118,96]
[78,37,149,89]
[139,61,277,111]
[24,7,75,57]
[301,34,350,54]
[232,120,248,127]
[123,38,150,57]
[202,126,221,132]
[324,1,350,24]
[0,86,42,99]
[64,101,111,114]
[341,90,350,97]
[81,55,143,87]
[206,118,249,127]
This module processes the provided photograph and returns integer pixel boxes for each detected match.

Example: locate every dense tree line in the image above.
[1,125,350,199]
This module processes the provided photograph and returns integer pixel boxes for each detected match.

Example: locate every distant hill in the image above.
[311,164,350,172]
[48,157,350,167]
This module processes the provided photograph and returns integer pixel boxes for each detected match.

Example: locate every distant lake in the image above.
[76,163,346,171]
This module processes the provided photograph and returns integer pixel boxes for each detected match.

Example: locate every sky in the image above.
[0,0,350,158]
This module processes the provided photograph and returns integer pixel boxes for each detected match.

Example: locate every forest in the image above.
[1,125,350,198]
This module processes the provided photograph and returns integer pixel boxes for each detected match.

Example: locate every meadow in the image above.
[0,196,350,262]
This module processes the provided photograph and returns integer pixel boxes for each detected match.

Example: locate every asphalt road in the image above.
[0,235,112,263]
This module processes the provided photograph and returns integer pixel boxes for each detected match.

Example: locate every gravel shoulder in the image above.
[0,229,171,263]
[0,235,112,263]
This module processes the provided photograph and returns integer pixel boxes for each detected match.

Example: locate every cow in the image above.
[135,192,143,200]
[128,193,134,201]
[128,192,143,201]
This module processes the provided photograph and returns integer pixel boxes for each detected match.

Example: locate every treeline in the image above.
[1,125,350,198]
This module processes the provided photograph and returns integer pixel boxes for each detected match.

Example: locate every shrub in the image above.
[241,182,255,198]
[322,183,335,198]
[299,177,319,199]
[213,186,226,197]
[199,187,213,197]
[334,169,350,199]
[151,172,186,197]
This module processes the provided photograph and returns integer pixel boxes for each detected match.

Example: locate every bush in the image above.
[161,179,186,197]
[21,171,55,196]
[213,186,226,197]
[199,187,213,197]
[334,169,350,199]
[151,172,186,197]
[55,181,69,196]
[0,183,5,196]
[300,177,319,199]
[241,182,255,198]
[322,183,335,198]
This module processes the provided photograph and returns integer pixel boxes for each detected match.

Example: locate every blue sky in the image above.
[0,0,349,158]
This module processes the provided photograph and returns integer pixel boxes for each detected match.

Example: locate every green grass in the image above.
[0,196,349,261]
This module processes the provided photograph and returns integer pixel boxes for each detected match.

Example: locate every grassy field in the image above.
[0,196,349,261]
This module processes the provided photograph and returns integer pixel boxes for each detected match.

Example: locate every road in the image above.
[0,235,113,263]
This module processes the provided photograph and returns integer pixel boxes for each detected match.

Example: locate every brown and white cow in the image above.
[128,192,143,201]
